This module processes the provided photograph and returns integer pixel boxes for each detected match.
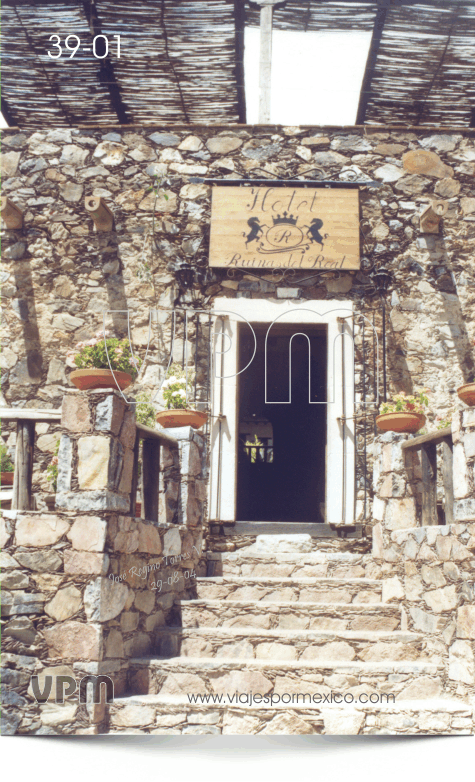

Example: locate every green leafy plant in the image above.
[161,363,195,410]
[135,392,157,428]
[67,330,141,377]
[0,443,14,472]
[379,389,430,416]
[46,440,60,492]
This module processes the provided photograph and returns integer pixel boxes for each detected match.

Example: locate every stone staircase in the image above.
[106,535,473,735]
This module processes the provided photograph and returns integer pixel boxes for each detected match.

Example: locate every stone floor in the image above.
[105,534,474,735]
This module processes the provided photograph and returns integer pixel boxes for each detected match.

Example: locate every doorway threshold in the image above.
[210,521,363,538]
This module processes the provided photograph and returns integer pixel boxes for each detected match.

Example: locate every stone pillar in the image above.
[452,408,475,522]
[372,431,417,560]
[56,389,135,513]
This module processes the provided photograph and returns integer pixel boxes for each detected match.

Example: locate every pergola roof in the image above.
[2,0,475,128]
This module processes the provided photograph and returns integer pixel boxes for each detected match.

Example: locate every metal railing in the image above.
[401,427,453,525]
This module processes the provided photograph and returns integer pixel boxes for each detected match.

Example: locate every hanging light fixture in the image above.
[174,260,196,290]
[370,266,392,293]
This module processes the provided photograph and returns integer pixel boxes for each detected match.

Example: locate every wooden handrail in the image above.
[401,427,452,451]
[0,408,61,422]
[136,422,178,447]
[400,426,453,526]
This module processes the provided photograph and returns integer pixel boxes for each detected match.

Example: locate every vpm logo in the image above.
[31,674,114,704]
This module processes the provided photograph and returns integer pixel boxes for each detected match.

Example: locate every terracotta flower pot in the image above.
[376,412,426,434]
[1,472,14,486]
[70,368,133,391]
[156,409,208,429]
[457,383,475,407]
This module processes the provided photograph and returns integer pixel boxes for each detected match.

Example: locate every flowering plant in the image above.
[379,389,430,416]
[67,330,140,377]
[161,363,194,410]
[46,440,60,492]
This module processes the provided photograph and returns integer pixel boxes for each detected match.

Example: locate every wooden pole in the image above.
[142,439,161,522]
[256,0,282,124]
[12,421,35,510]
[421,443,438,526]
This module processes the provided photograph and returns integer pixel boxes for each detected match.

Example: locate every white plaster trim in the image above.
[208,298,355,524]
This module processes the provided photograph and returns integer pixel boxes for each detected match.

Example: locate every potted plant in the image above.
[376,389,429,434]
[67,330,140,391]
[0,443,15,486]
[457,376,475,407]
[156,363,207,429]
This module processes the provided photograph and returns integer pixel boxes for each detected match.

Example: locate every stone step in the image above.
[194,576,382,603]
[126,657,445,704]
[106,694,473,735]
[154,627,427,662]
[208,550,370,578]
[208,533,370,557]
[177,599,401,631]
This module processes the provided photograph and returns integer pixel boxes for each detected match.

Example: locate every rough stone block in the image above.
[61,394,92,433]
[45,585,82,621]
[457,606,475,640]
[78,436,110,490]
[15,550,62,572]
[67,516,107,552]
[43,621,103,660]
[134,590,155,614]
[64,550,109,576]
[137,522,162,555]
[15,515,70,547]
[382,576,404,602]
[56,490,130,512]
[384,498,417,530]
[56,434,73,493]
[1,591,45,616]
[454,499,475,522]
[423,584,458,613]
[95,395,126,435]
[84,577,129,621]
[449,640,474,684]
[119,410,136,449]
[163,528,181,557]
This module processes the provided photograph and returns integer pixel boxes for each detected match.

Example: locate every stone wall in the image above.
[0,389,205,735]
[372,414,475,705]
[2,124,475,523]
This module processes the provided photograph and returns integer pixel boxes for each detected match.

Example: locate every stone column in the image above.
[452,408,475,522]
[56,389,135,513]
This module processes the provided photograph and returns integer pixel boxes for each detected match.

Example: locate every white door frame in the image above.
[208,297,355,525]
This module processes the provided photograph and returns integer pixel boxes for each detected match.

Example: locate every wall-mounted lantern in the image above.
[0,197,23,229]
[370,266,392,293]
[85,196,114,232]
[420,200,448,234]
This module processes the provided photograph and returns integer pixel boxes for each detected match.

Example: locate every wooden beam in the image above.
[255,0,281,124]
[12,421,35,511]
[355,0,390,125]
[129,434,140,517]
[401,427,452,451]
[233,0,247,123]
[136,422,178,447]
[421,443,438,526]
[0,408,61,422]
[142,439,160,522]
[81,0,131,124]
[441,437,454,525]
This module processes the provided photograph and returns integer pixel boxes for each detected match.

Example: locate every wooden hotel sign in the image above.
[209,186,360,270]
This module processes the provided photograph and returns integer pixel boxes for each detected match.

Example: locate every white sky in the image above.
[245,29,372,125]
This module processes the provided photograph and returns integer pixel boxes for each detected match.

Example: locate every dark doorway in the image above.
[237,323,327,522]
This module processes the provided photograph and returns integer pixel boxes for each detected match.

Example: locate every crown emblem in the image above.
[272,212,298,226]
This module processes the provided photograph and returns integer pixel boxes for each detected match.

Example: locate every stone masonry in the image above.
[1,390,205,734]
